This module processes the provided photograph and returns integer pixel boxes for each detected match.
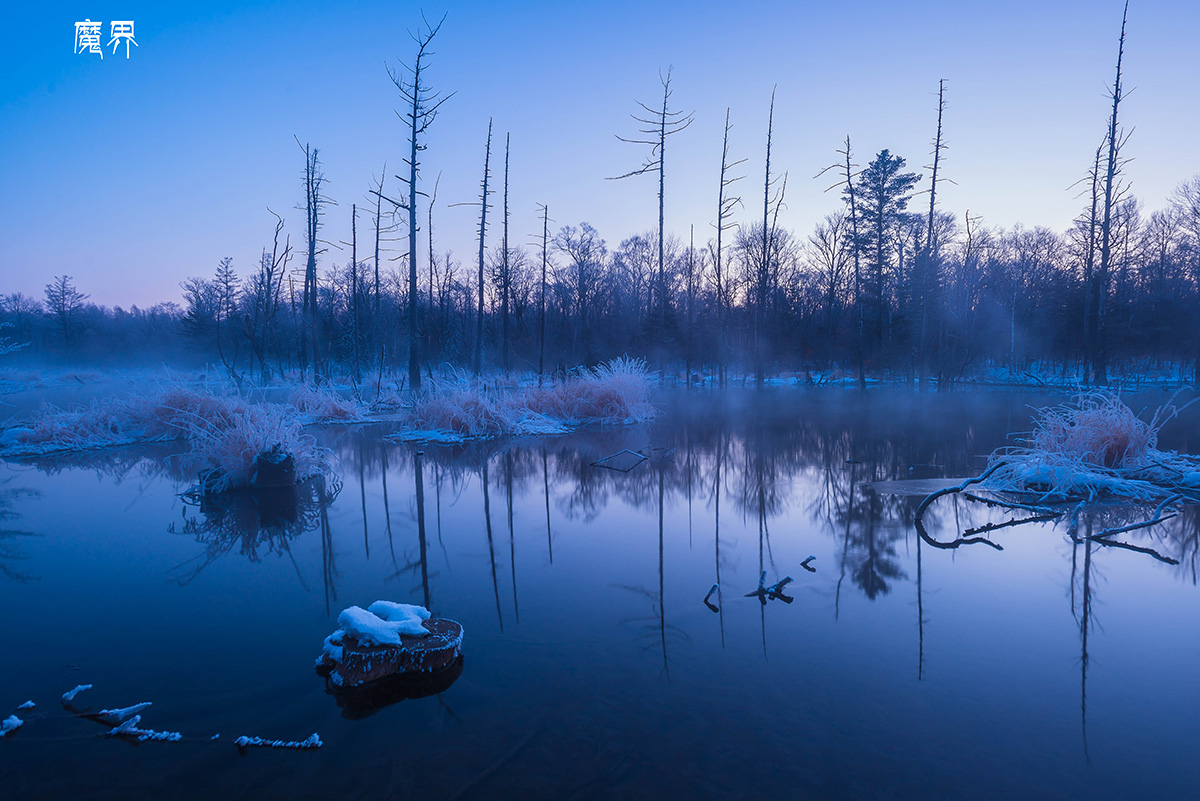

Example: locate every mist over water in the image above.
[2,386,1199,800]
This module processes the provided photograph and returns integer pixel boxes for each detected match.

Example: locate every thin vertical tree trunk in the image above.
[1095,1,1130,386]
[474,119,493,375]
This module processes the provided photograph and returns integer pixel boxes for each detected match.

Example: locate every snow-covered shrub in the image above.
[983,392,1199,501]
[526,357,656,425]
[7,387,333,493]
[287,385,361,423]
[179,403,331,494]
[398,357,655,441]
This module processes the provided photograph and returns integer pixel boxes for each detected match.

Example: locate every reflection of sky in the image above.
[3,1,1200,308]
[2,388,1200,797]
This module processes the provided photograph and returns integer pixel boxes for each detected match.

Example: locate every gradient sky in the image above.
[2,0,1198,308]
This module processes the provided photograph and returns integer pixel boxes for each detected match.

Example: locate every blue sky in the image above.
[2,0,1198,307]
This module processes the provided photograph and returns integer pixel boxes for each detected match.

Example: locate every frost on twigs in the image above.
[233,733,323,752]
[980,392,1200,503]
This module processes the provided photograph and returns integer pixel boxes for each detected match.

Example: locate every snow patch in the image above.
[0,716,23,737]
[15,701,35,711]
[61,684,92,703]
[96,703,153,725]
[107,715,182,742]
[233,733,322,750]
[337,602,431,646]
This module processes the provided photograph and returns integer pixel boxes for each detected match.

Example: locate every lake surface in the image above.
[2,387,1199,800]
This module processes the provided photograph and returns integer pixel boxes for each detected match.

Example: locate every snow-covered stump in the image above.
[316,602,463,689]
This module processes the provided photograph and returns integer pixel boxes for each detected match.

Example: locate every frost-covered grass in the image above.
[982,392,1200,501]
[3,387,334,493]
[393,357,655,442]
[287,385,362,422]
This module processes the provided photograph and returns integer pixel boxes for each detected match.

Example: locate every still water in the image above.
[2,387,1199,800]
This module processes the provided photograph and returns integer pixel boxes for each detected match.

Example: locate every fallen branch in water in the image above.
[963,513,1063,537]
[962,492,1063,515]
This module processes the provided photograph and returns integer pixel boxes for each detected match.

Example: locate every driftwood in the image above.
[744,571,794,605]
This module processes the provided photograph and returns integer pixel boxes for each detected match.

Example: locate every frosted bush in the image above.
[397,357,655,441]
[288,385,361,422]
[983,392,1200,501]
[6,386,333,493]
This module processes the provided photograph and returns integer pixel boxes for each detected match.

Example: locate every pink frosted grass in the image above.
[398,358,655,441]
[984,392,1200,501]
[180,404,332,493]
[287,385,362,422]
[11,387,332,491]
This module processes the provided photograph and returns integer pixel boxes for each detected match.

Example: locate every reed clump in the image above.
[983,392,1200,501]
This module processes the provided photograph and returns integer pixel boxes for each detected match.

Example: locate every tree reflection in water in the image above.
[0,480,41,583]
[168,475,342,590]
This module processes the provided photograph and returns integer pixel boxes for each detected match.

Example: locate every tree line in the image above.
[4,4,1197,386]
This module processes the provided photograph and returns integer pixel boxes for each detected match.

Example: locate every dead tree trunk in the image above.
[918,79,947,390]
[610,68,694,374]
[473,119,493,376]
[537,202,549,388]
[501,133,512,374]
[387,14,452,391]
[715,108,745,387]
[1094,0,1130,386]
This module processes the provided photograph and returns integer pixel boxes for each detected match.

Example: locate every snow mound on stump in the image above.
[337,603,431,646]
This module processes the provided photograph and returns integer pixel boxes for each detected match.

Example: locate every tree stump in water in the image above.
[316,618,464,688]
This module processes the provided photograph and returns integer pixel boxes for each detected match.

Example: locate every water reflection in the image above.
[168,476,341,589]
[0,479,40,583]
[324,656,465,720]
[3,388,1200,799]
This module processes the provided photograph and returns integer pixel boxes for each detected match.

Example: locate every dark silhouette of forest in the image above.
[4,4,1196,387]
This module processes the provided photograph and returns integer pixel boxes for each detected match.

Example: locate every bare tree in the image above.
[818,136,866,387]
[754,87,787,384]
[386,13,452,391]
[245,209,291,382]
[1093,0,1131,385]
[500,133,513,373]
[917,79,949,387]
[536,202,550,386]
[713,107,746,384]
[472,119,494,375]
[296,139,333,383]
[611,67,694,365]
